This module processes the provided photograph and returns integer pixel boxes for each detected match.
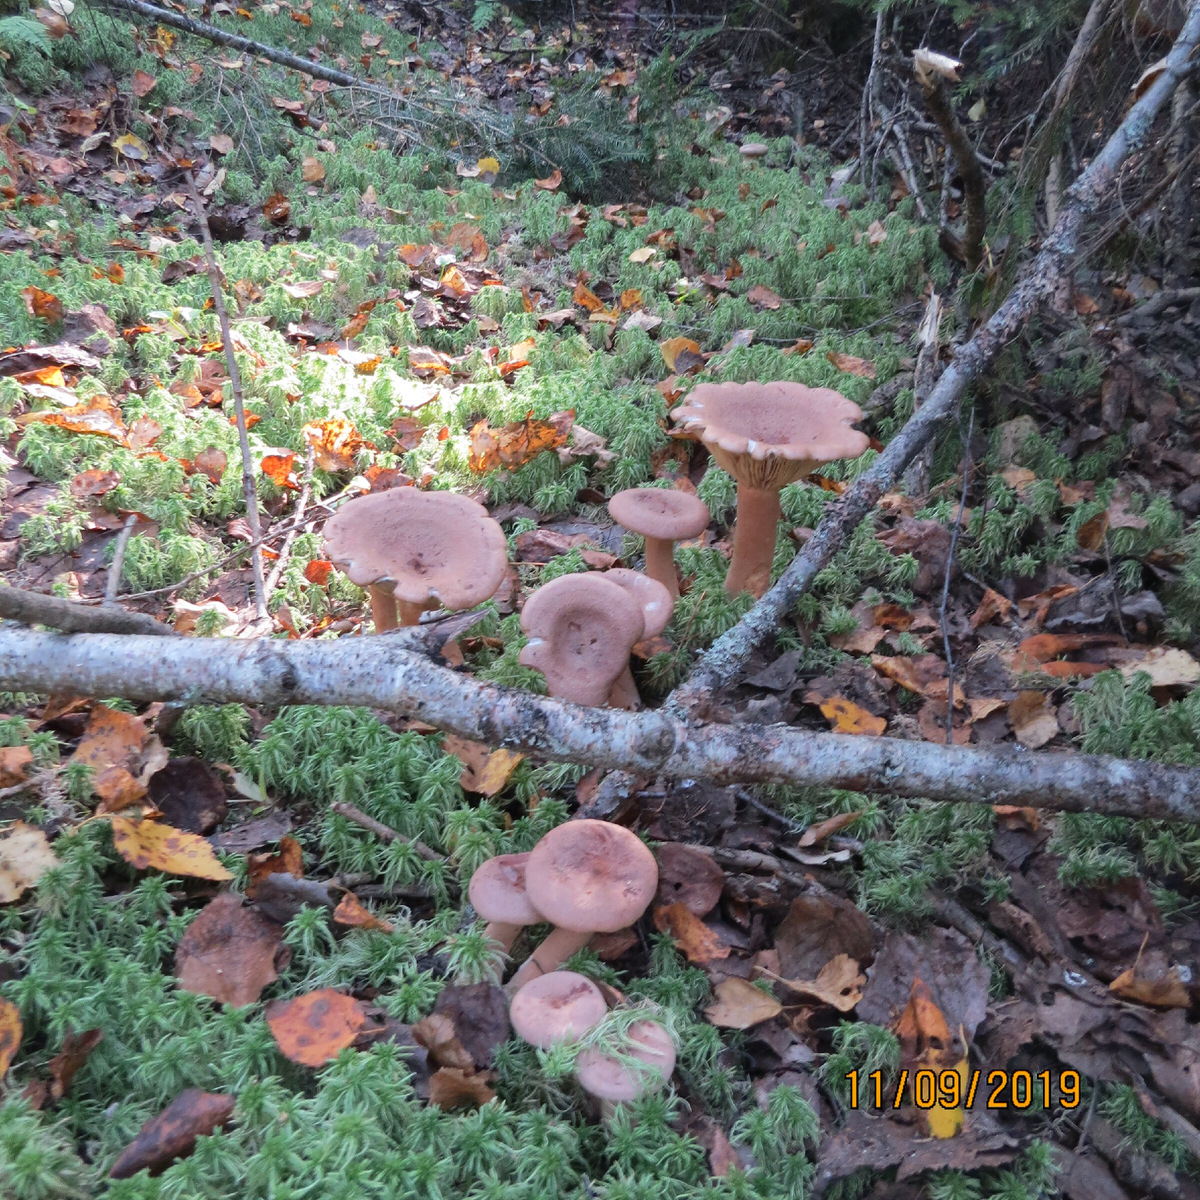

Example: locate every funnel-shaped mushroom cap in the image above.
[510,971,608,1049]
[468,853,541,926]
[519,575,645,707]
[322,489,507,610]
[608,488,709,543]
[603,569,673,639]
[576,1020,677,1102]
[525,819,658,934]
[672,381,869,490]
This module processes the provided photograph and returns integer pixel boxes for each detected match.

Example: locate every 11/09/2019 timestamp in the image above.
[845,1068,1081,1111]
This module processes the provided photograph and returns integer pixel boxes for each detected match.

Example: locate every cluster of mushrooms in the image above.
[471,819,674,1114]
[321,382,870,696]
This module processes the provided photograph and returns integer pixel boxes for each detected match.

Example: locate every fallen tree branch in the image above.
[665,0,1200,723]
[3,628,1200,821]
[0,588,174,637]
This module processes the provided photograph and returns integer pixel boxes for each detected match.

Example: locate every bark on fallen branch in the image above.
[3,628,1200,821]
[0,587,175,637]
[666,0,1200,723]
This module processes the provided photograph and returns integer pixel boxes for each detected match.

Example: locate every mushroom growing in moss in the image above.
[601,568,674,710]
[672,381,868,597]
[518,574,645,707]
[322,488,507,630]
[509,971,608,1050]
[575,1020,677,1118]
[468,852,540,956]
[607,488,710,598]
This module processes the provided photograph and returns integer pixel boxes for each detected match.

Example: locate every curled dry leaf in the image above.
[22,1028,103,1109]
[333,892,394,933]
[109,1090,236,1179]
[208,133,234,155]
[704,977,783,1029]
[468,409,573,473]
[22,286,64,322]
[69,704,149,775]
[440,735,524,796]
[247,834,304,895]
[1110,953,1190,1009]
[131,69,157,96]
[0,745,33,788]
[797,810,862,848]
[0,822,58,903]
[534,169,562,191]
[654,901,731,964]
[266,989,367,1066]
[429,1066,496,1109]
[109,816,233,881]
[772,953,865,1013]
[302,418,373,472]
[281,279,324,299]
[0,998,20,1077]
[262,192,291,225]
[261,452,299,489]
[826,350,876,379]
[176,892,288,1006]
[660,336,704,373]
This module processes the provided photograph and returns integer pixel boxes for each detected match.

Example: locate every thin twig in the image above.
[941,404,975,744]
[185,170,268,623]
[859,9,885,187]
[329,801,442,861]
[103,514,139,606]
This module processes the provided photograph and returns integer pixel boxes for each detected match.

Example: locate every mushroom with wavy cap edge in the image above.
[671,380,868,597]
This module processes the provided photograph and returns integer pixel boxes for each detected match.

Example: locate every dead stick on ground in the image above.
[103,514,139,606]
[0,589,174,637]
[5,629,1200,821]
[185,170,269,625]
[329,801,443,861]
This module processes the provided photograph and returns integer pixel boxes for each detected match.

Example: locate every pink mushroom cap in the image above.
[509,970,609,1049]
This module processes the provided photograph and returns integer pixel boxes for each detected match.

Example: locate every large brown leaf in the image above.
[109,1090,236,1178]
[175,893,288,1007]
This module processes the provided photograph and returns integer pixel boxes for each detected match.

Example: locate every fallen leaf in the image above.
[441,735,524,796]
[969,588,1014,630]
[432,985,512,1070]
[333,891,395,933]
[0,998,19,1077]
[69,705,148,775]
[773,954,865,1013]
[1076,510,1109,551]
[446,223,488,262]
[1120,647,1200,688]
[93,767,147,813]
[16,393,127,443]
[266,989,366,1066]
[1007,691,1059,749]
[109,1090,236,1178]
[413,1011,475,1071]
[109,816,233,881]
[628,246,656,264]
[704,977,782,1029]
[866,218,888,246]
[113,133,149,162]
[534,169,562,191]
[655,843,725,916]
[22,1028,103,1109]
[871,653,949,699]
[247,834,304,895]
[189,446,227,486]
[302,417,373,472]
[1110,954,1190,1009]
[280,279,324,299]
[660,336,703,372]
[468,409,573,473]
[797,811,862,848]
[654,901,731,964]
[826,350,876,379]
[301,156,325,183]
[176,892,287,1006]
[208,134,234,155]
[745,284,782,310]
[261,452,299,489]
[131,69,157,97]
[304,559,333,585]
[428,1066,495,1109]
[814,696,886,736]
[0,745,33,788]
[262,192,291,225]
[22,286,64,322]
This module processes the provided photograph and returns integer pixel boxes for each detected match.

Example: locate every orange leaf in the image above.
[70,468,121,498]
[441,734,524,796]
[262,192,291,225]
[266,989,366,1066]
[261,452,299,489]
[22,286,63,322]
[131,69,158,97]
[534,169,563,191]
[703,976,782,1029]
[0,998,21,1078]
[815,696,885,736]
[333,892,394,933]
[69,705,149,775]
[428,1066,496,1109]
[445,223,488,262]
[15,393,128,444]
[0,746,33,788]
[247,834,304,895]
[302,418,373,472]
[660,336,705,374]
[653,901,730,964]
[572,281,605,312]
[304,559,333,585]
[467,409,573,473]
[826,350,876,378]
[109,817,233,881]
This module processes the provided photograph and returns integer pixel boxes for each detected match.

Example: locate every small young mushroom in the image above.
[607,488,710,598]
[509,971,608,1049]
[672,381,868,598]
[575,1020,677,1117]
[739,142,769,162]
[601,569,674,711]
[468,852,541,956]
[508,819,658,991]
[518,574,645,707]
[322,488,507,631]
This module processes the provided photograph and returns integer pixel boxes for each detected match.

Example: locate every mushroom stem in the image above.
[641,536,680,598]
[368,584,399,632]
[397,600,428,628]
[483,921,523,955]
[606,664,642,711]
[726,483,782,599]
[507,926,593,991]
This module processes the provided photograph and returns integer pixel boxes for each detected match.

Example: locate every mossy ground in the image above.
[2,3,1200,1197]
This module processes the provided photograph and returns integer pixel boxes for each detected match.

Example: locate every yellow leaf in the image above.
[0,997,21,1077]
[109,816,232,881]
[475,748,524,796]
[113,133,149,162]
[660,336,702,372]
[923,1056,968,1138]
[0,822,58,904]
[628,246,656,264]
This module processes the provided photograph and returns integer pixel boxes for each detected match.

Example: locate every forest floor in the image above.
[3,2,1200,1198]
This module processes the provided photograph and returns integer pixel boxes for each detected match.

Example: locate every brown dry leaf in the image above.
[301,156,325,183]
[660,336,703,372]
[22,1028,103,1109]
[446,223,489,262]
[894,977,966,1138]
[131,69,157,97]
[333,892,395,933]
[429,1066,496,1109]
[654,901,731,964]
[534,169,562,191]
[871,653,949,699]
[266,989,366,1066]
[302,418,373,472]
[572,281,606,313]
[22,286,63,322]
[1007,691,1059,749]
[917,700,971,745]
[467,409,573,473]
[1076,510,1109,551]
[0,998,19,1078]
[745,284,782,310]
[281,279,324,299]
[209,134,234,155]
[815,696,886,736]
[0,822,57,904]
[175,892,287,1006]
[1119,647,1200,688]
[0,745,33,788]
[969,588,1014,630]
[1110,956,1190,1009]
[441,735,524,796]
[191,446,227,485]
[247,834,304,895]
[655,843,725,916]
[1011,631,1123,670]
[866,218,888,246]
[69,467,121,498]
[262,192,291,225]
[70,705,148,775]
[775,954,866,1012]
[826,350,876,379]
[412,1011,475,1071]
[261,452,299,490]
[797,811,862,848]
[93,767,148,813]
[704,977,783,1029]
[109,1090,236,1179]
[16,394,127,444]
[109,817,233,881]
